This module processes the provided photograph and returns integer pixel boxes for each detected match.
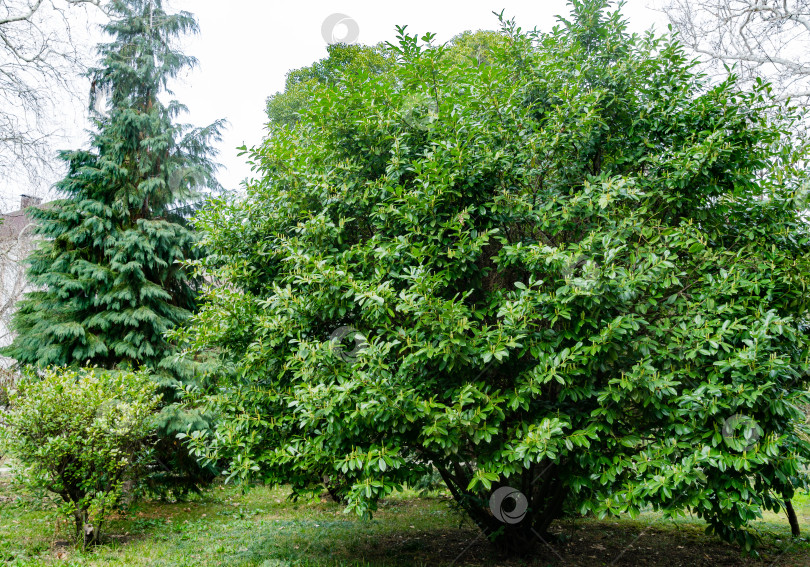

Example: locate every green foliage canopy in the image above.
[265,30,505,128]
[184,1,810,554]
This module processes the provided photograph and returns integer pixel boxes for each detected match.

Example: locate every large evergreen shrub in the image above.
[187,1,810,555]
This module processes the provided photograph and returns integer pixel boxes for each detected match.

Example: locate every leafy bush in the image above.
[182,0,810,556]
[1,368,160,546]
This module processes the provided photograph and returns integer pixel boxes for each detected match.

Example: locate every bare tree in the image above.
[662,0,810,103]
[0,0,106,209]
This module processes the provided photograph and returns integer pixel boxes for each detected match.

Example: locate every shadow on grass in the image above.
[2,480,810,566]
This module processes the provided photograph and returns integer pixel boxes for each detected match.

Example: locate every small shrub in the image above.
[0,367,160,546]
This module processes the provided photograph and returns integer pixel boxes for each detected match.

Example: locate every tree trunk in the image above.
[323,479,346,504]
[73,509,83,542]
[73,508,100,547]
[435,459,567,558]
[489,520,539,556]
[785,499,800,537]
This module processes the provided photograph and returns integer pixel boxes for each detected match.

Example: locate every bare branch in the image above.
[0,0,107,208]
[0,0,45,27]
[660,0,810,104]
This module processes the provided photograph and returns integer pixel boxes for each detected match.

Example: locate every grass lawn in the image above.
[1,472,809,567]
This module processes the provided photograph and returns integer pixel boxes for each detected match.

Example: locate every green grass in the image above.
[1,474,809,566]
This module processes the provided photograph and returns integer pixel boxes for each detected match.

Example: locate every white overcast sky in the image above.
[3,1,669,208]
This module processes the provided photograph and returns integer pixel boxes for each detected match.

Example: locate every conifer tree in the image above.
[3,0,224,493]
